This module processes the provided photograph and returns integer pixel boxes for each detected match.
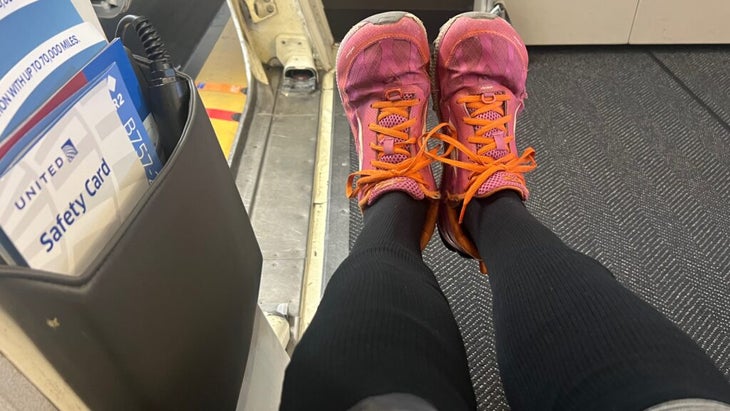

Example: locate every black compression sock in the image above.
[464,190,730,410]
[352,191,429,256]
[282,191,476,410]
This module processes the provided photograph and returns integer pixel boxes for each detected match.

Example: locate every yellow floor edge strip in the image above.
[298,71,335,340]
[195,19,248,159]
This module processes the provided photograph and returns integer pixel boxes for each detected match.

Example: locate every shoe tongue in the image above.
[468,93,509,160]
[379,92,416,164]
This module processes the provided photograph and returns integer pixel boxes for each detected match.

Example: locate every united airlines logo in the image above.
[61,139,78,162]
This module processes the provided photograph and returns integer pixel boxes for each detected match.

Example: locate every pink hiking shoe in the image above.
[431,12,537,272]
[337,12,440,249]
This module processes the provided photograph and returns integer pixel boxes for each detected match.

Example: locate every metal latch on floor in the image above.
[244,0,279,22]
[276,34,318,94]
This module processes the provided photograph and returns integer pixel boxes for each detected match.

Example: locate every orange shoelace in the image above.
[347,98,440,203]
[426,93,537,223]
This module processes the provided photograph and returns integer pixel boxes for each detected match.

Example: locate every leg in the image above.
[283,12,476,409]
[465,190,730,410]
[430,12,730,410]
[281,193,476,410]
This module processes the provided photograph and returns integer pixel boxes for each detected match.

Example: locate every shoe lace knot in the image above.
[427,92,537,223]
[347,89,438,202]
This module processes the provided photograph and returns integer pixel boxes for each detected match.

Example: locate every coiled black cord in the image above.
[133,17,171,63]
[115,14,189,161]
[114,15,171,63]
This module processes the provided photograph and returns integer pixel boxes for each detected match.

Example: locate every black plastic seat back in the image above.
[0,73,262,410]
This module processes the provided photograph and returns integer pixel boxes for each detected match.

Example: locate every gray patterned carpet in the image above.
[345,45,730,410]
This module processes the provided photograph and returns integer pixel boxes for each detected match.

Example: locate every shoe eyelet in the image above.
[385,88,403,101]
[481,93,497,104]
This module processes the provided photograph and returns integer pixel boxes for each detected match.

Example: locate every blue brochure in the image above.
[0,0,106,139]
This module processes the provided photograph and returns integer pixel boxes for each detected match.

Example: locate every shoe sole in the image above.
[430,11,499,116]
[336,11,429,80]
[438,221,474,259]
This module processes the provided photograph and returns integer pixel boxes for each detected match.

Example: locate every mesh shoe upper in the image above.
[336,12,440,248]
[337,13,438,209]
[430,13,537,271]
